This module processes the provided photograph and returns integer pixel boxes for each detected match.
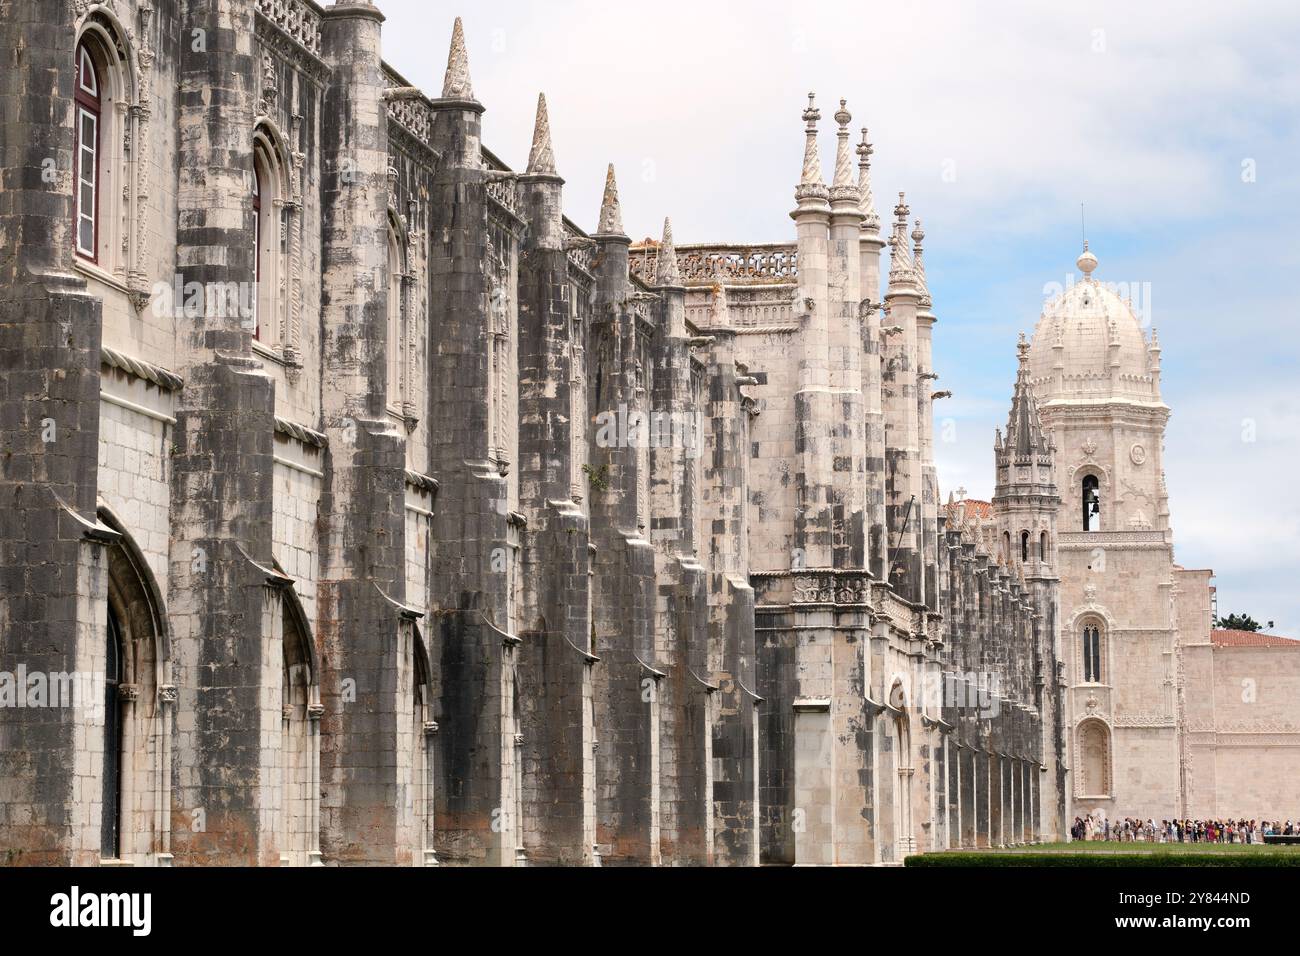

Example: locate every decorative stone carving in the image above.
[630,244,798,286]
[259,50,278,115]
[1130,443,1147,466]
[791,574,869,606]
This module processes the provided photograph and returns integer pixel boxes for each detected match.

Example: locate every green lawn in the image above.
[905,841,1300,867]
[1002,841,1298,855]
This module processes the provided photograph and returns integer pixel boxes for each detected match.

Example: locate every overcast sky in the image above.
[375,0,1300,635]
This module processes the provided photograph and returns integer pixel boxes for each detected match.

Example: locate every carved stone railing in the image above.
[380,62,442,160]
[255,0,323,57]
[630,242,798,286]
[486,177,522,221]
[563,220,595,277]
[875,586,919,635]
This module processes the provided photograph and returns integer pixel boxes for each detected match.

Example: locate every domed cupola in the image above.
[1027,244,1163,407]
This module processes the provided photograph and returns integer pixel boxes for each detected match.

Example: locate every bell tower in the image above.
[1026,245,1180,824]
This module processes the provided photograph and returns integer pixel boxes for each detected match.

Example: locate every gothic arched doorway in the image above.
[101,605,123,859]
[99,507,168,863]
[887,680,914,857]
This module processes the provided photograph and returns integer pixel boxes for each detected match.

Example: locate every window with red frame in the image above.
[74,42,100,260]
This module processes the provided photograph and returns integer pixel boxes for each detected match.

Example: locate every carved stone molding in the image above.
[791,573,869,606]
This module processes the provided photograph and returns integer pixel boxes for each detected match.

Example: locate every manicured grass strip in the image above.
[905,850,1300,867]
[998,841,1297,854]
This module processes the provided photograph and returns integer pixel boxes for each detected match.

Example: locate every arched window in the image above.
[1002,531,1011,564]
[1040,531,1049,561]
[101,605,123,859]
[1082,475,1101,532]
[74,41,101,260]
[252,156,263,338]
[1020,530,1030,563]
[1081,623,1103,683]
[251,129,290,346]
[387,220,405,409]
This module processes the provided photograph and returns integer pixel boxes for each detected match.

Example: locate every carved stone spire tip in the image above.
[441,16,475,100]
[597,163,624,235]
[797,93,827,198]
[856,128,878,228]
[526,92,557,175]
[655,216,681,286]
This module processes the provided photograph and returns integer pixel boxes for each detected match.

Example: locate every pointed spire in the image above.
[526,93,557,175]
[441,17,475,100]
[887,192,916,288]
[856,128,880,231]
[655,217,681,286]
[795,93,829,202]
[830,99,859,205]
[1001,331,1049,460]
[912,219,932,307]
[597,164,624,235]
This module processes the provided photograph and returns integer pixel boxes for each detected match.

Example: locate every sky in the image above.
[374,0,1300,635]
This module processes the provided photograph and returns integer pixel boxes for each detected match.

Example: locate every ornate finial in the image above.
[1017,330,1030,362]
[526,93,557,175]
[802,91,820,130]
[1077,239,1098,278]
[796,93,828,200]
[441,17,475,100]
[655,217,681,286]
[911,219,925,248]
[856,128,874,168]
[894,192,910,228]
[830,99,859,203]
[597,163,624,235]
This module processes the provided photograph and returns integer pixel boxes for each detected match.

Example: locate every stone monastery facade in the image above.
[6,0,1289,869]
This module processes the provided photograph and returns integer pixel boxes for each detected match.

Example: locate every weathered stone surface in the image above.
[1,3,1290,870]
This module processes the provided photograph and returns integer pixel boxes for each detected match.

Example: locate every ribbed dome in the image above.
[1028,249,1159,405]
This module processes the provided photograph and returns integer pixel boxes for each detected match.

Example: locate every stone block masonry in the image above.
[0,2,1100,868]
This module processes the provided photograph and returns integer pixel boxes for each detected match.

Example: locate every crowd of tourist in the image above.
[1070,814,1298,844]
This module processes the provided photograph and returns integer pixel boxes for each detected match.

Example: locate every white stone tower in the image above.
[1027,245,1180,821]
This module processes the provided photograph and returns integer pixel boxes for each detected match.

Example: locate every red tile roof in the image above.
[1212,629,1300,648]
[947,499,993,519]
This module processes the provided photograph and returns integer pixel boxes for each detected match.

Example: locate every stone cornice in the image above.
[101,346,184,392]
[274,416,327,448]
